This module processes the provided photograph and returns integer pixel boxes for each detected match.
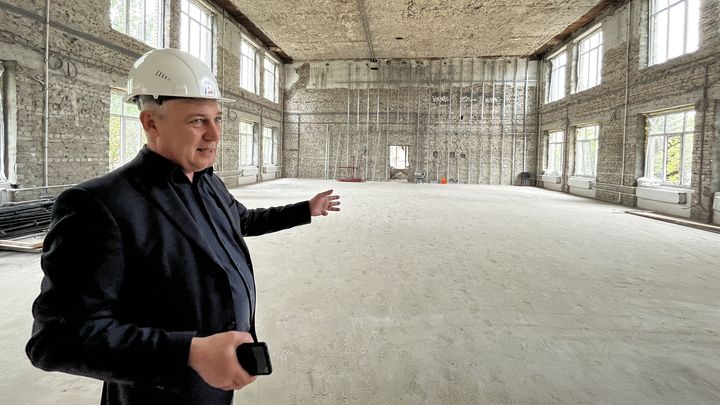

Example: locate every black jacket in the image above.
[26,148,311,404]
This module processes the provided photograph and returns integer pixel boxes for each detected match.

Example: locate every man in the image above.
[26,48,340,404]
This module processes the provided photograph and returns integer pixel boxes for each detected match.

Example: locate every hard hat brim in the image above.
[123,94,236,104]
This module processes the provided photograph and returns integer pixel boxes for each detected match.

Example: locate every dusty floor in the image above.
[1,179,720,404]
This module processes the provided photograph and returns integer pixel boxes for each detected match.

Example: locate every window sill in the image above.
[636,185,692,204]
[240,167,259,176]
[568,176,595,189]
[541,174,561,184]
[262,166,281,174]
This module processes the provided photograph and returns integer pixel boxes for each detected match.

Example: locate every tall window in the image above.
[646,110,694,186]
[650,0,700,65]
[109,0,163,48]
[109,90,142,171]
[546,131,565,174]
[575,125,599,177]
[576,29,603,92]
[389,145,410,169]
[547,51,566,103]
[241,39,259,94]
[263,56,278,102]
[239,121,258,167]
[180,0,215,69]
[262,127,278,165]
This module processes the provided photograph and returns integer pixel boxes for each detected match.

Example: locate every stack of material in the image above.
[0,200,54,252]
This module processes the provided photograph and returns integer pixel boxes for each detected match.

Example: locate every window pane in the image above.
[110,92,123,114]
[684,111,695,132]
[654,0,669,10]
[665,135,681,183]
[128,0,144,40]
[682,133,693,186]
[652,10,668,64]
[109,116,122,170]
[124,102,139,118]
[124,119,142,160]
[647,136,665,181]
[110,0,126,32]
[648,116,665,134]
[665,112,684,133]
[686,0,699,52]
[667,3,686,59]
[180,14,189,50]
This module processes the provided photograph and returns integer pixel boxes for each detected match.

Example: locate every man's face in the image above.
[145,99,223,175]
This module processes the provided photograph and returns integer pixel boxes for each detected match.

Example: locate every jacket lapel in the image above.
[205,176,254,270]
[126,166,227,274]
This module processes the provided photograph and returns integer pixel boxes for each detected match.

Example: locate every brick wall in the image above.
[0,0,282,200]
[537,0,720,221]
[284,58,539,184]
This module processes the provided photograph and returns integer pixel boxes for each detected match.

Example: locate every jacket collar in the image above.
[125,146,225,273]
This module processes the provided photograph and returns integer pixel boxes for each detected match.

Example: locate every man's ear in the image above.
[140,110,159,140]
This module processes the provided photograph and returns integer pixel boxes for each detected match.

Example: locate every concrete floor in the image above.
[2,179,720,404]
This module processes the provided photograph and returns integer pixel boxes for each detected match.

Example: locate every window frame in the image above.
[649,0,700,66]
[240,37,260,94]
[546,130,565,175]
[644,109,695,187]
[238,120,258,168]
[108,89,143,171]
[262,126,278,166]
[180,0,215,71]
[263,55,279,103]
[389,145,410,169]
[546,50,567,103]
[575,27,603,93]
[109,0,164,48]
[574,125,599,178]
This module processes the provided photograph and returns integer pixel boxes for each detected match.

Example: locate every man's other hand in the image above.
[309,190,341,217]
[188,331,257,391]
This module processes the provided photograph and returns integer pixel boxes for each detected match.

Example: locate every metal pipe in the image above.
[297,116,301,177]
[469,59,475,184]
[346,64,351,167]
[2,61,17,185]
[447,61,452,181]
[500,59,506,185]
[43,0,50,187]
[415,77,420,176]
[355,0,376,62]
[478,61,486,184]
[698,63,710,217]
[386,83,390,181]
[324,124,329,179]
[458,58,464,183]
[511,58,518,184]
[6,183,73,193]
[710,100,720,224]
[522,59,529,172]
[620,0,632,187]
[536,59,543,179]
[490,61,496,185]
[365,81,370,180]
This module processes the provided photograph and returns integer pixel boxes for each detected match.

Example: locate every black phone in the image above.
[236,342,272,375]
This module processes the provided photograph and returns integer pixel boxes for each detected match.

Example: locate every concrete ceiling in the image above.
[226,0,615,61]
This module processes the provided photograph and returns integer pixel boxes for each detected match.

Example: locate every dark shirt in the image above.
[147,149,255,333]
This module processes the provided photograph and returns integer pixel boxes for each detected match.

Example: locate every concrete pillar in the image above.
[2,60,17,185]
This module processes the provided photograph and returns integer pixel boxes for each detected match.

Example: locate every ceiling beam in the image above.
[355,0,377,62]
[531,0,627,58]
[213,0,293,63]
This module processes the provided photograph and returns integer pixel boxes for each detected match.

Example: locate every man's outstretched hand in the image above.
[309,190,341,216]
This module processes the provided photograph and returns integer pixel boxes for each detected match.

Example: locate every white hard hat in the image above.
[124,48,234,104]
